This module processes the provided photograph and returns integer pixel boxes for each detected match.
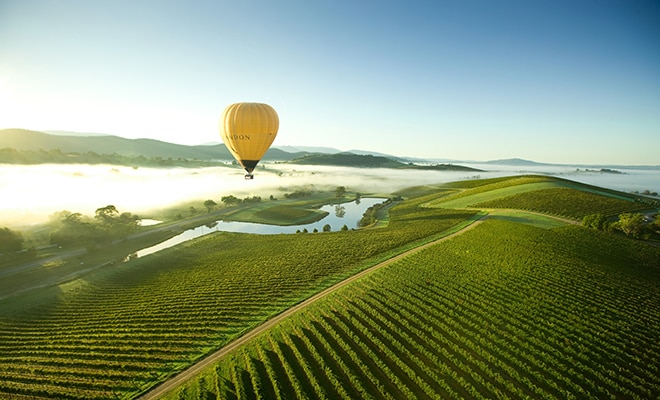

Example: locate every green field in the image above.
[0,192,356,298]
[1,175,658,399]
[185,220,659,399]
[487,209,570,229]
[0,186,476,399]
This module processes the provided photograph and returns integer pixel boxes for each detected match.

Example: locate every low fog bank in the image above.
[2,163,658,227]
[0,163,482,226]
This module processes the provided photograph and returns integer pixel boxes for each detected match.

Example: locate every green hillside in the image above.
[0,176,658,399]
[429,175,655,216]
[0,189,478,399]
[290,152,481,171]
[195,220,660,400]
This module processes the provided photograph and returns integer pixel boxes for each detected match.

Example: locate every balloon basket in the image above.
[244,174,254,180]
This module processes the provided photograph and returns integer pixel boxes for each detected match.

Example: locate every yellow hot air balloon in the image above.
[220,102,279,179]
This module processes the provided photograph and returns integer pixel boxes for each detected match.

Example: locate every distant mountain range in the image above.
[483,158,548,166]
[44,130,109,137]
[0,129,482,171]
[288,152,479,171]
[1,129,658,169]
[0,129,421,164]
[0,129,303,161]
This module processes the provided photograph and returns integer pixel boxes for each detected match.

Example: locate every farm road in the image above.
[138,215,487,399]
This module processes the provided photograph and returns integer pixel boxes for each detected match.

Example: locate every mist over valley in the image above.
[2,161,658,228]
[1,130,659,227]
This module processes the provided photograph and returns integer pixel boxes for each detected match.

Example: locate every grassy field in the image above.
[1,175,658,399]
[219,194,340,225]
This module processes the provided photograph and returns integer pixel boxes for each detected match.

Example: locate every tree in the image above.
[0,227,23,252]
[335,186,346,200]
[654,213,660,234]
[581,214,607,230]
[341,224,348,231]
[322,224,331,232]
[221,195,241,207]
[95,205,119,223]
[203,199,217,213]
[613,213,646,238]
[49,211,95,247]
[115,212,140,239]
[94,205,139,241]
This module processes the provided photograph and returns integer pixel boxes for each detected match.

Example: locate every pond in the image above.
[132,198,385,258]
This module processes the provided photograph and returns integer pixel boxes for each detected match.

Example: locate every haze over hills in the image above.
[44,130,110,137]
[275,145,342,154]
[289,152,481,171]
[0,129,302,162]
[0,129,429,164]
[1,128,658,169]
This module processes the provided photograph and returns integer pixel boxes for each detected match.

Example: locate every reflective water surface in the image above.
[134,198,385,258]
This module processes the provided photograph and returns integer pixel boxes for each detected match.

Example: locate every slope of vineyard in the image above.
[431,175,649,218]
[0,189,476,399]
[178,219,660,399]
[2,175,657,399]
[472,187,648,219]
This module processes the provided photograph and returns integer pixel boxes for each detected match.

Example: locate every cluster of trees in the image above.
[358,198,396,227]
[284,189,314,199]
[582,212,659,239]
[49,205,140,249]
[0,227,23,253]
[631,189,659,196]
[202,195,266,213]
[295,224,349,234]
[0,147,221,167]
[283,186,347,201]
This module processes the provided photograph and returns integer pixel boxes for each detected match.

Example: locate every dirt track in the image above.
[138,216,487,399]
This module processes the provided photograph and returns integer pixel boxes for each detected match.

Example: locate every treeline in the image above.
[583,212,660,240]
[290,153,404,168]
[0,147,223,167]
[49,205,140,249]
[0,227,23,253]
[198,195,264,213]
[358,197,401,227]
[1,205,139,265]
[631,189,659,197]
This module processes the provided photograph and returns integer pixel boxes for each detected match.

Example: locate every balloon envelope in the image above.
[220,102,279,175]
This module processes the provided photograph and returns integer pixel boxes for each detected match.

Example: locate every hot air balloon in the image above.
[220,102,279,179]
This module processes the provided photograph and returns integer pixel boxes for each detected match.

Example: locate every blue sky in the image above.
[1,0,658,164]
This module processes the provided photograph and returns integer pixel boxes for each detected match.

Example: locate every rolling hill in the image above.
[289,152,482,171]
[0,176,658,399]
[0,129,481,170]
[0,129,303,161]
